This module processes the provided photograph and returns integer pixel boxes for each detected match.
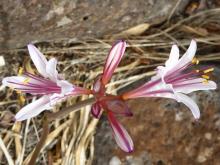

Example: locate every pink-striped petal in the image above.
[28,44,48,78]
[179,40,197,64]
[102,41,126,85]
[49,93,69,106]
[2,76,27,89]
[46,58,58,82]
[174,79,217,94]
[175,93,200,119]
[2,75,61,94]
[57,80,74,95]
[105,99,133,116]
[108,112,134,153]
[91,103,102,118]
[165,44,179,68]
[15,96,52,121]
[169,40,197,74]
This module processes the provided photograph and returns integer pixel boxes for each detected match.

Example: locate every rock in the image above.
[197,148,213,163]
[0,0,178,50]
[204,132,212,140]
[0,56,5,67]
[109,156,121,165]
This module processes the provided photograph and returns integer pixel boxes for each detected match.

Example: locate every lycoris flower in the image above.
[2,44,90,121]
[2,39,217,154]
[91,41,134,153]
[122,40,217,119]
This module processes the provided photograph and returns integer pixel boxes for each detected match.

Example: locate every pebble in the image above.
[204,132,212,140]
[197,148,213,163]
[0,56,5,67]
[109,156,121,165]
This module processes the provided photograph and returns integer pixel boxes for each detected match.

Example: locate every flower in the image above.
[122,40,217,119]
[91,40,134,152]
[2,44,90,121]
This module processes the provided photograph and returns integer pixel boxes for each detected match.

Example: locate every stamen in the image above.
[19,95,25,105]
[23,78,30,84]
[192,58,199,65]
[18,67,23,76]
[203,68,214,74]
[202,79,209,84]
[202,75,209,79]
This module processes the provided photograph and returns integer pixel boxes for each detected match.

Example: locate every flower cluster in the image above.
[2,40,217,153]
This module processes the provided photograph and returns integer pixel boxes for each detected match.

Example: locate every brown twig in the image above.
[47,97,95,121]
[28,115,49,164]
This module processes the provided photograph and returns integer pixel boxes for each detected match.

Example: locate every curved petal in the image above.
[46,58,59,82]
[174,40,197,71]
[179,40,197,64]
[174,79,217,94]
[175,93,200,119]
[2,76,26,88]
[165,40,197,76]
[165,44,179,68]
[27,44,48,78]
[91,103,102,119]
[57,80,74,95]
[108,112,134,153]
[15,96,52,121]
[102,41,126,85]
[49,93,69,106]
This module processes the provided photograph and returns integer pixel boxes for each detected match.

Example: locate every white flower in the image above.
[2,44,90,121]
[123,40,217,119]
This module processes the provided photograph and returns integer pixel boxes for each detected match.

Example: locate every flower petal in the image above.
[57,80,74,95]
[46,58,58,82]
[122,79,175,100]
[91,103,102,119]
[102,41,126,85]
[28,44,48,78]
[15,96,52,121]
[49,93,69,106]
[108,112,134,153]
[2,76,26,89]
[105,99,133,116]
[165,44,179,68]
[2,75,61,94]
[179,40,197,64]
[174,79,217,94]
[175,93,200,119]
[93,74,105,94]
[164,40,197,77]
[174,40,197,71]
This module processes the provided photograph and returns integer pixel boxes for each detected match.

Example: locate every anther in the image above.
[202,79,209,84]
[203,68,214,74]
[18,67,23,76]
[23,78,30,84]
[192,58,199,65]
[202,75,210,80]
